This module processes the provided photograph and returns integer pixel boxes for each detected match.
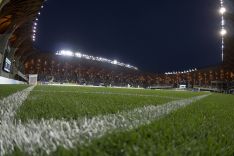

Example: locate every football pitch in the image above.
[0,85,234,155]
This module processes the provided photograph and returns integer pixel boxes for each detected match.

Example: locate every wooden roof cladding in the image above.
[0,0,44,59]
[0,15,12,33]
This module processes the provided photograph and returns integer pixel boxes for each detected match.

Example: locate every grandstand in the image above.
[0,0,234,92]
[24,52,145,87]
[1,1,234,155]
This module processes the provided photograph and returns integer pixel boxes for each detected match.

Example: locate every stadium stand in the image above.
[0,0,234,92]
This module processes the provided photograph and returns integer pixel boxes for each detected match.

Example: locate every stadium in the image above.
[0,0,234,155]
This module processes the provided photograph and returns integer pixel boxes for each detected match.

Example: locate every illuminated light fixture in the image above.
[32,1,48,42]
[221,19,225,26]
[220,0,226,62]
[219,7,226,14]
[60,50,74,56]
[113,60,118,65]
[56,50,138,70]
[165,68,198,75]
[220,28,227,36]
[75,52,82,58]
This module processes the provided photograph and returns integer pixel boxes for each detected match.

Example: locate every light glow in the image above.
[165,68,198,75]
[32,1,47,42]
[219,7,226,14]
[220,28,227,36]
[60,50,74,56]
[56,50,138,70]
[220,0,226,62]
[75,52,82,58]
[113,60,118,65]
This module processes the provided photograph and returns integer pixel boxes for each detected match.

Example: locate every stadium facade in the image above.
[0,0,234,91]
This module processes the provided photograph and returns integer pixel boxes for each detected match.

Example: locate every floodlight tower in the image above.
[219,0,227,62]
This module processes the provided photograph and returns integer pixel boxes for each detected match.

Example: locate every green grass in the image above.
[33,85,206,98]
[8,85,234,155]
[17,85,204,121]
[48,94,233,156]
[0,84,29,100]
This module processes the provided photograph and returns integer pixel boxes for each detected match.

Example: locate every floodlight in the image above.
[113,60,118,65]
[219,7,226,14]
[61,50,74,56]
[75,53,82,58]
[220,29,227,36]
[55,50,138,70]
[221,19,225,26]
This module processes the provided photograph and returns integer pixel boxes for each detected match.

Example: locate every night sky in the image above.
[36,0,221,73]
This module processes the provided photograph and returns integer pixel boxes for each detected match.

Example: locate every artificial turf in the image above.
[17,85,195,121]
[7,85,234,155]
[17,85,207,122]
[60,94,233,156]
[32,85,206,98]
[0,84,29,100]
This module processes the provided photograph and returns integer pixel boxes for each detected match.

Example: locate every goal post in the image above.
[29,74,38,85]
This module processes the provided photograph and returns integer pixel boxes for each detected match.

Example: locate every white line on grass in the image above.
[0,86,210,156]
[0,86,35,122]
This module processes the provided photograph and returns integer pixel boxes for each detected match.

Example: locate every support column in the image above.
[9,47,18,79]
[0,33,11,76]
[0,0,10,12]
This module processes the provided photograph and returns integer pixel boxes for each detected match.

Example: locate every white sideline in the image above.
[0,86,210,155]
[0,86,35,122]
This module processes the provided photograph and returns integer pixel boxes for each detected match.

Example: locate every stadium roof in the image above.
[0,0,234,73]
[0,0,44,63]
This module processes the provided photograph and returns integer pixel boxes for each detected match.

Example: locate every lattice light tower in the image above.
[220,0,227,62]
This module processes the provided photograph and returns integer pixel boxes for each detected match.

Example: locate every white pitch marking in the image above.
[0,86,35,122]
[0,87,210,155]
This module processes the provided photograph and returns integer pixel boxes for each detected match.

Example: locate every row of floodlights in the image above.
[32,2,227,40]
[165,4,227,76]
[219,2,227,36]
[31,2,227,40]
[55,50,138,70]
[165,68,198,75]
[32,0,47,42]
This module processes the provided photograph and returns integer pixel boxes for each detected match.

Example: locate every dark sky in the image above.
[35,0,221,73]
